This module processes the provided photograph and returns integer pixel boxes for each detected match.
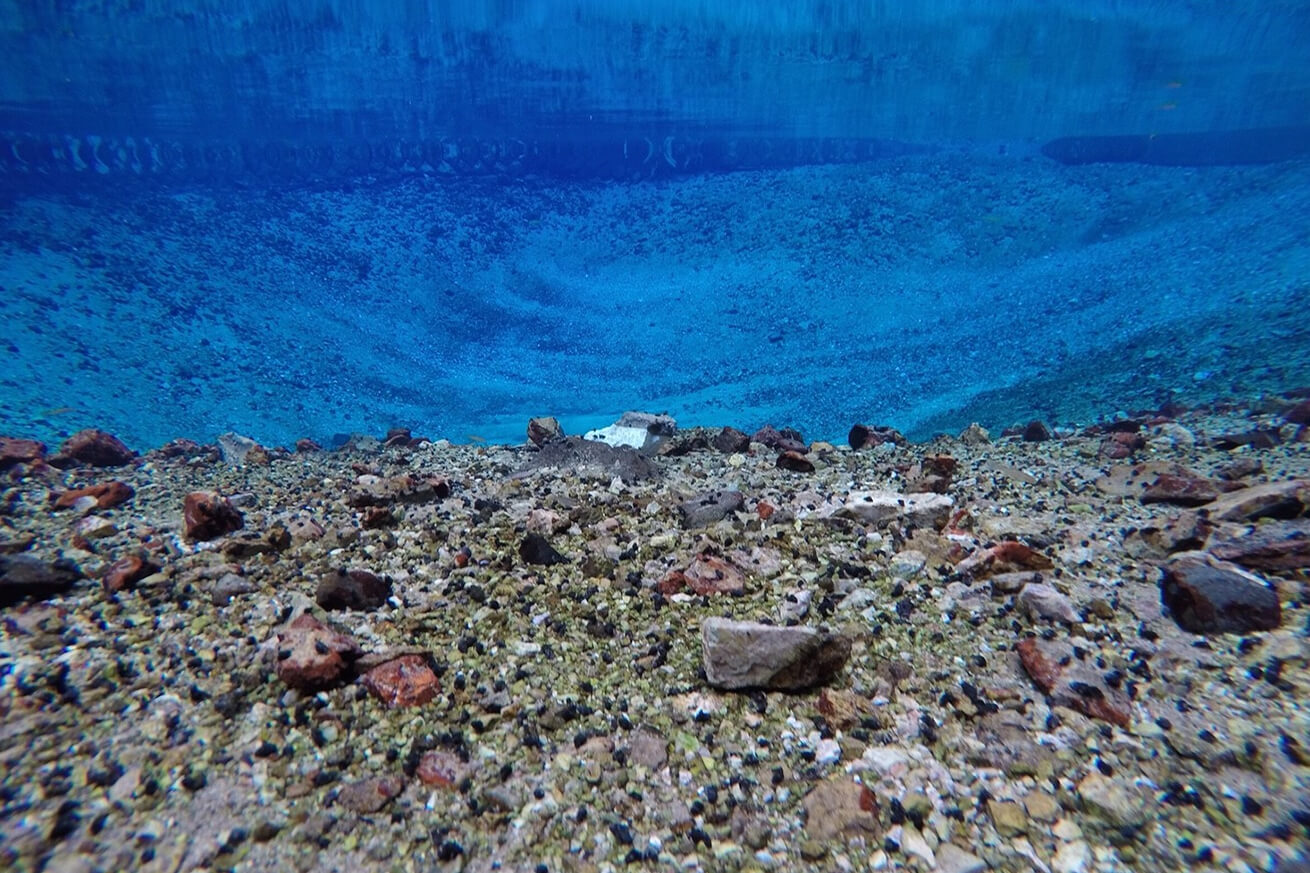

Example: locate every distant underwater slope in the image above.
[2,150,1307,450]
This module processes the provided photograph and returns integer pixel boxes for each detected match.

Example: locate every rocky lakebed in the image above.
[1,399,1309,873]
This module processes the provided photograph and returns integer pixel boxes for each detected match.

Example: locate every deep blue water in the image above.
[2,2,1309,449]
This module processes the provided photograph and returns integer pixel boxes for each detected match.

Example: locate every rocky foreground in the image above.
[1,401,1309,873]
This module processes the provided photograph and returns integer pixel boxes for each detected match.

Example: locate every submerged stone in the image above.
[0,554,83,607]
[1161,556,1281,634]
[701,617,850,691]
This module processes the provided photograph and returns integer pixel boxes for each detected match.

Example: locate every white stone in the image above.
[935,842,986,873]
[1052,840,1091,873]
[899,824,935,867]
[814,738,841,765]
[817,491,953,530]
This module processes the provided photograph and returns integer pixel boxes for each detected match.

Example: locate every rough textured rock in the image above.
[752,425,807,453]
[956,540,1054,579]
[701,617,851,691]
[711,427,751,454]
[1201,479,1310,522]
[336,775,404,814]
[51,429,135,468]
[817,490,953,530]
[1160,556,1281,634]
[848,423,907,449]
[359,655,440,708]
[681,552,747,595]
[183,491,245,541]
[1022,420,1052,442]
[0,437,46,469]
[0,554,83,607]
[1017,637,1132,727]
[347,474,450,508]
[316,568,392,611]
[1140,472,1220,506]
[527,416,564,446]
[1018,583,1081,623]
[519,533,567,566]
[518,436,656,483]
[775,450,815,473]
[678,489,745,528]
[801,776,879,841]
[584,411,676,453]
[53,481,135,510]
[102,555,159,593]
[1207,519,1310,572]
[216,431,267,466]
[274,613,361,691]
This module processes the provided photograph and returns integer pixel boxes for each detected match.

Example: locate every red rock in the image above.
[336,775,404,813]
[183,491,244,541]
[416,750,471,788]
[384,427,413,447]
[956,540,1054,579]
[294,438,322,452]
[683,552,746,595]
[776,451,815,473]
[274,613,361,691]
[1017,638,1131,727]
[453,546,472,568]
[527,416,564,446]
[53,481,135,510]
[0,437,46,469]
[848,423,906,449]
[1161,557,1281,634]
[361,506,394,529]
[1140,473,1220,506]
[102,554,159,593]
[1101,431,1145,459]
[151,438,211,460]
[360,655,439,707]
[656,569,689,595]
[924,454,957,476]
[753,425,807,453]
[711,427,751,454]
[1022,420,1051,442]
[316,568,393,611]
[51,429,135,468]
[757,501,775,520]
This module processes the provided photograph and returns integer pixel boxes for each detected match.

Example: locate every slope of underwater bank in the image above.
[1,150,1308,452]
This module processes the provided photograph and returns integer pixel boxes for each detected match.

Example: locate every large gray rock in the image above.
[517,436,657,483]
[815,490,953,529]
[701,618,850,691]
[0,555,84,607]
[678,489,745,528]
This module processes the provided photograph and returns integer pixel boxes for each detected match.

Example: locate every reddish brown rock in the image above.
[1022,420,1052,442]
[53,481,135,510]
[102,555,160,593]
[1101,431,1146,459]
[361,506,394,529]
[347,474,450,508]
[183,491,244,541]
[848,423,907,449]
[416,750,472,788]
[51,429,135,468]
[956,540,1054,579]
[150,438,212,460]
[384,427,426,448]
[336,775,405,813]
[0,437,46,470]
[802,776,880,841]
[527,416,564,446]
[274,613,361,691]
[1161,557,1281,634]
[1141,473,1220,506]
[682,551,747,595]
[316,568,393,611]
[753,425,807,453]
[360,655,439,707]
[712,426,751,454]
[776,451,815,473]
[294,438,322,452]
[1017,638,1131,727]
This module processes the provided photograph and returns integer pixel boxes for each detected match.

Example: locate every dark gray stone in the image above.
[516,436,657,483]
[316,568,392,611]
[0,554,83,607]
[678,490,745,528]
[1161,557,1280,634]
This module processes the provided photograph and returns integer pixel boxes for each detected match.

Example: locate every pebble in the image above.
[360,655,440,707]
[935,842,987,873]
[274,613,361,691]
[1053,839,1092,873]
[800,776,878,841]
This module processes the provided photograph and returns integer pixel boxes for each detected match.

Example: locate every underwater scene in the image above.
[1,2,1309,871]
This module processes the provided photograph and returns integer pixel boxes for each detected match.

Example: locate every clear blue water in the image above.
[2,3,1309,449]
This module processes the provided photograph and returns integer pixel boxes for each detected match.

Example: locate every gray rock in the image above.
[517,436,657,483]
[1161,555,1280,634]
[817,491,953,530]
[678,489,745,528]
[701,617,850,691]
[1018,583,1081,623]
[0,554,83,607]
[217,431,261,466]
